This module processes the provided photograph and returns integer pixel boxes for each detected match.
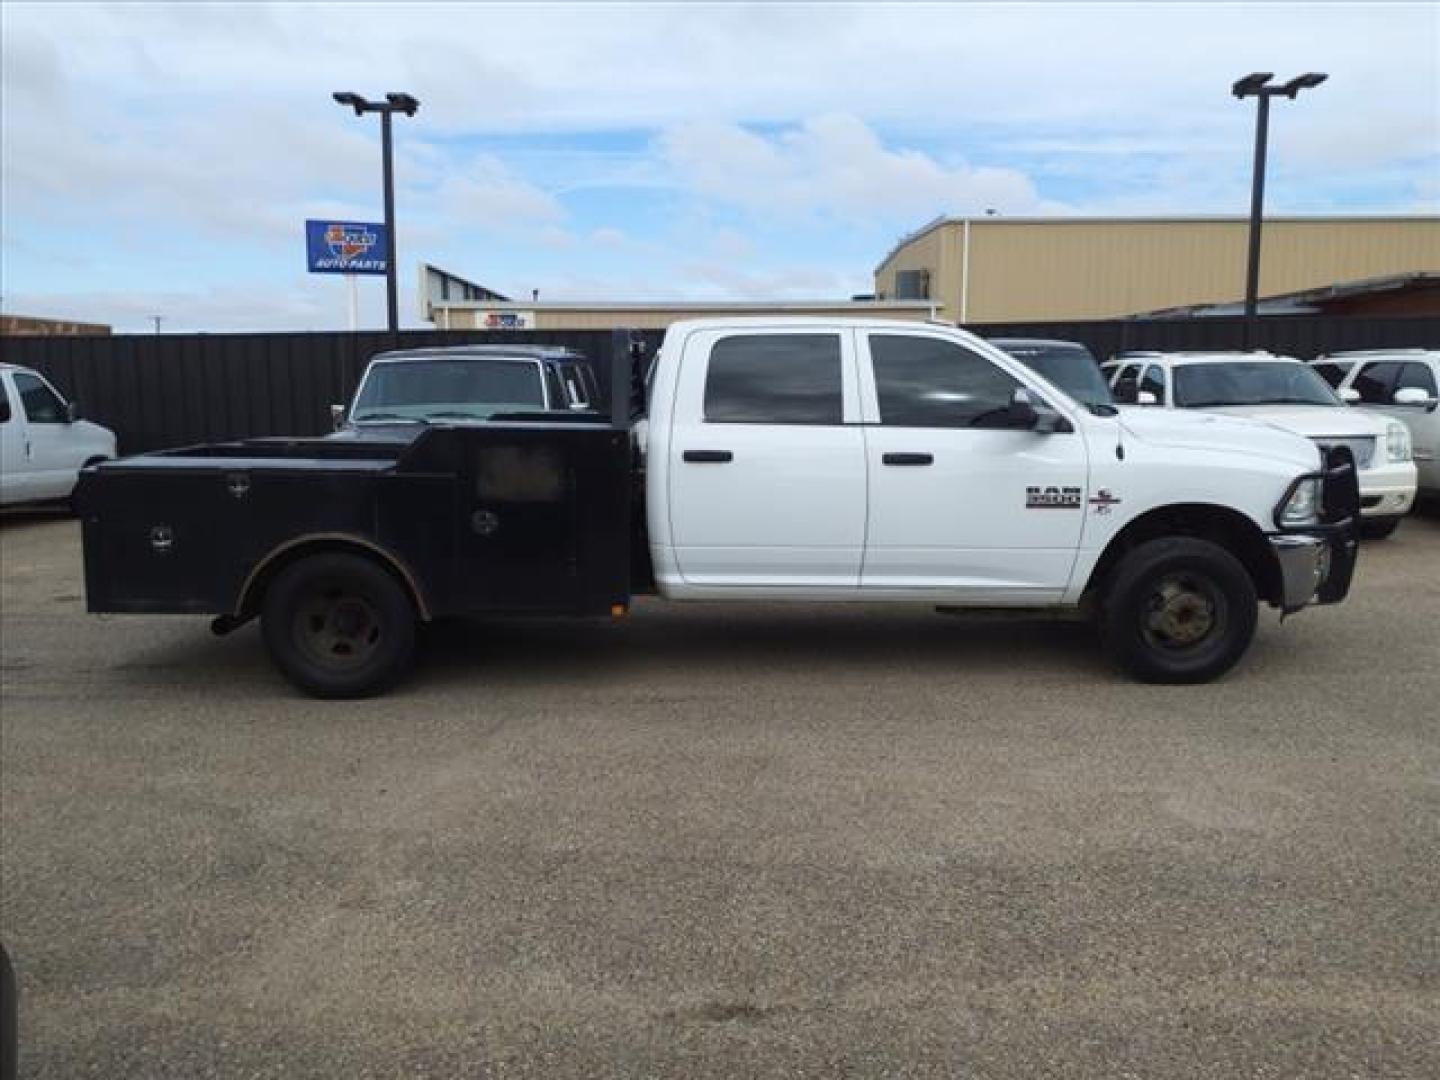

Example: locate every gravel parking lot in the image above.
[2,511,1438,1078]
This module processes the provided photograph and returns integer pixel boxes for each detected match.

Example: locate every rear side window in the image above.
[13,372,67,423]
[1310,362,1350,388]
[1397,362,1438,397]
[704,334,842,424]
[870,334,1021,428]
[1351,362,1401,404]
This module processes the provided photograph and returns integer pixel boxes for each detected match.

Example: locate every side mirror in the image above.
[330,403,346,430]
[1393,387,1434,407]
[65,401,80,423]
[1004,388,1040,429]
[1137,390,1158,406]
[1340,387,1361,403]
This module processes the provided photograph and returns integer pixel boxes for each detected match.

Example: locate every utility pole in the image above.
[332,91,420,341]
[151,315,164,335]
[1232,72,1328,345]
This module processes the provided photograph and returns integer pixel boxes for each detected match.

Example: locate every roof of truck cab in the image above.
[369,345,587,362]
[664,316,955,334]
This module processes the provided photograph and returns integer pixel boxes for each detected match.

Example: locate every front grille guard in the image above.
[1316,445,1360,604]
[1320,445,1361,526]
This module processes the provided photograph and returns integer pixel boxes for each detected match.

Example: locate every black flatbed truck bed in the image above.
[75,336,647,697]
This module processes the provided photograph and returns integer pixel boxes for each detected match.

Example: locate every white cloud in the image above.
[659,114,1064,221]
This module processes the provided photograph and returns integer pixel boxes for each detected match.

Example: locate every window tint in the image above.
[870,334,1021,428]
[1310,362,1350,388]
[14,372,67,423]
[1351,362,1401,404]
[352,359,545,421]
[704,334,842,424]
[1397,362,1438,397]
[1140,365,1166,402]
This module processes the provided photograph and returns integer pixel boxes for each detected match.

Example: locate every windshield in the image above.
[351,359,545,421]
[997,344,1114,408]
[1172,362,1340,408]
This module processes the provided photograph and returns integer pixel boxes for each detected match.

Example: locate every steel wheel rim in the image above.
[293,584,383,669]
[1141,571,1225,652]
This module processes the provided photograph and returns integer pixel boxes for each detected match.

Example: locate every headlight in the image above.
[1386,422,1412,463]
[1278,477,1322,527]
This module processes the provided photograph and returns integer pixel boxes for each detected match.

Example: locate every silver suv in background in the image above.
[1319,349,1440,499]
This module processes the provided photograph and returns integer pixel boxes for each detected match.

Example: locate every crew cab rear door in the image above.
[665,328,866,587]
[857,329,1087,600]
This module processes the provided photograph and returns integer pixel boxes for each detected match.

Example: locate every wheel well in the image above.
[1084,503,1281,606]
[234,535,431,621]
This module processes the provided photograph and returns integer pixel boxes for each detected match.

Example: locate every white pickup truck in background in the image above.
[1,363,116,508]
[1102,351,1418,538]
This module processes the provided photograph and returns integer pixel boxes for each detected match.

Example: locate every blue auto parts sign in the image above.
[305,220,388,274]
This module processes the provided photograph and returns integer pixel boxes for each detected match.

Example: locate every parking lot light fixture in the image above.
[1232,71,1328,342]
[330,90,421,337]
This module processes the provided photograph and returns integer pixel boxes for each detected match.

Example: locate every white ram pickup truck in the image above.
[76,319,1361,697]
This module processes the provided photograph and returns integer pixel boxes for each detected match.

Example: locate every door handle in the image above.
[882,452,933,466]
[683,450,733,463]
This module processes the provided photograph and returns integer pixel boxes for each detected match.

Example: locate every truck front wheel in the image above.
[261,552,417,699]
[1101,537,1258,684]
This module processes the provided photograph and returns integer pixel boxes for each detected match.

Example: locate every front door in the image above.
[0,374,26,504]
[8,370,75,501]
[665,328,866,588]
[857,330,1089,600]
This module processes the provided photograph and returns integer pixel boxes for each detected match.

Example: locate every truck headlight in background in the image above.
[1385,422,1413,463]
[1277,477,1323,527]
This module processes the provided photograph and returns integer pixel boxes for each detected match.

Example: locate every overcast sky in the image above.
[2,1,1436,332]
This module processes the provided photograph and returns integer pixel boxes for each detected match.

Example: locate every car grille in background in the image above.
[1313,437,1375,469]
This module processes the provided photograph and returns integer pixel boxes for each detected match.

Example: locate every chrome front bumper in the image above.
[1270,535,1331,614]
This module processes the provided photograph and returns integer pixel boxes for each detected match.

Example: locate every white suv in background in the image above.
[1322,349,1440,499]
[1101,351,1418,538]
[0,363,117,507]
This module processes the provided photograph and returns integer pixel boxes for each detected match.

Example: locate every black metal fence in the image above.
[3,316,1435,454]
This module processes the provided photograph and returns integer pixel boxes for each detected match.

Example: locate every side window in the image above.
[703,334,842,425]
[13,372,67,424]
[1310,362,1348,389]
[870,334,1021,428]
[1351,362,1401,404]
[1112,364,1141,404]
[1139,365,1166,403]
[0,381,11,424]
[1396,362,1438,398]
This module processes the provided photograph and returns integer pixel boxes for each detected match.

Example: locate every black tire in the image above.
[1101,537,1258,684]
[1359,516,1402,540]
[261,552,417,699]
[1,944,16,1080]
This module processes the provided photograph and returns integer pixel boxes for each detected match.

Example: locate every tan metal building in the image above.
[420,263,935,330]
[874,215,1440,323]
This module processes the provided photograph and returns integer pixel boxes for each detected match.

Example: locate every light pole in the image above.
[1232,72,1327,339]
[332,91,420,338]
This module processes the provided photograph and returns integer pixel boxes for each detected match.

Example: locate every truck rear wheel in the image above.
[261,552,417,699]
[1101,537,1257,684]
